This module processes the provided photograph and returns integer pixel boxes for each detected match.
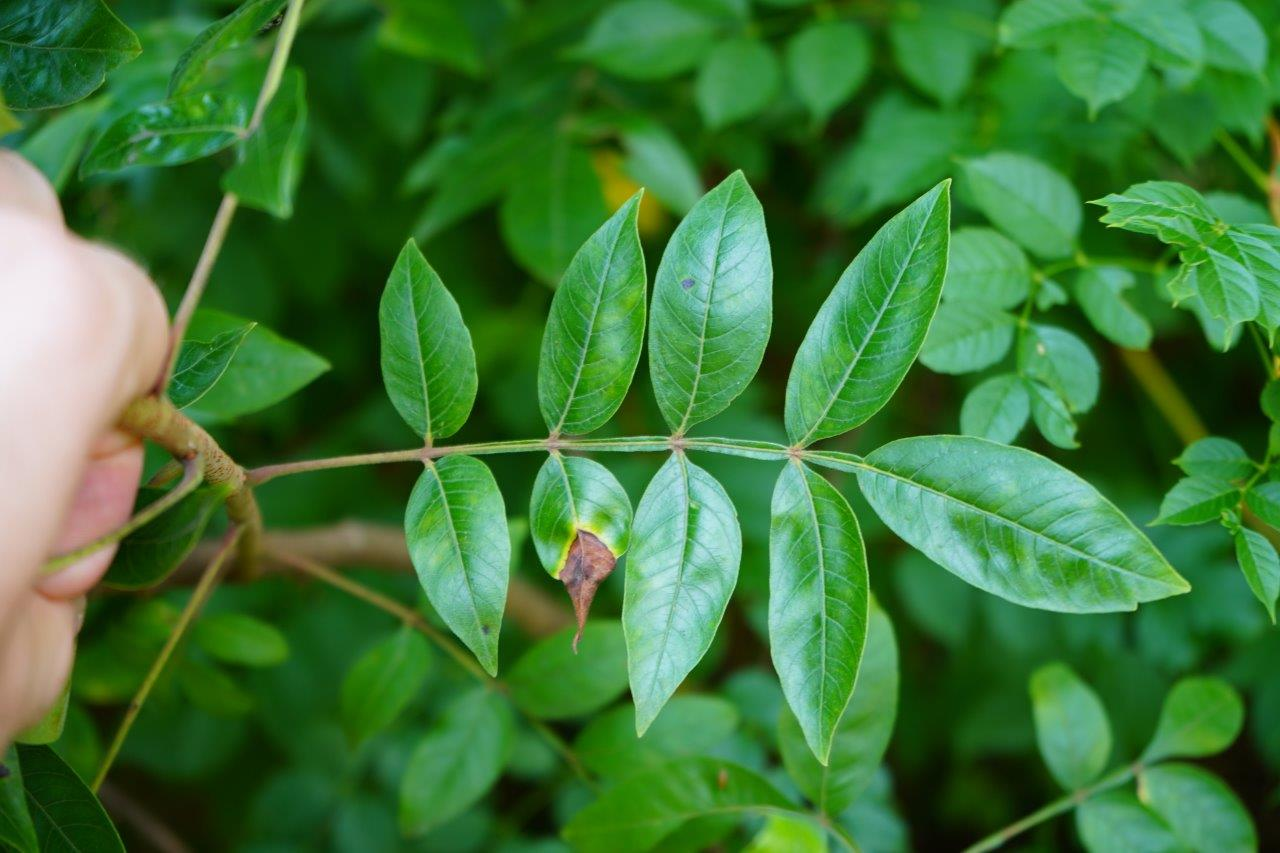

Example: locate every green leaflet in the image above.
[786,181,950,444]
[380,240,478,442]
[0,0,140,110]
[379,0,483,75]
[1029,663,1112,790]
[695,39,780,130]
[1192,0,1266,74]
[405,456,509,676]
[1245,481,1280,526]
[80,93,248,177]
[574,695,740,779]
[1017,324,1099,413]
[1076,790,1181,853]
[529,454,632,577]
[778,601,898,816]
[1176,437,1255,480]
[499,142,608,284]
[571,0,721,81]
[888,0,992,106]
[855,436,1190,612]
[649,171,772,433]
[960,151,1081,259]
[193,612,290,668]
[1074,267,1153,349]
[1094,181,1221,247]
[785,21,871,125]
[943,227,1032,310]
[562,757,795,852]
[1143,677,1244,762]
[919,300,1016,375]
[1141,763,1256,853]
[1028,379,1079,448]
[16,744,124,852]
[340,627,432,746]
[769,462,869,763]
[0,747,36,853]
[1233,527,1279,622]
[960,373,1031,444]
[506,620,629,719]
[999,0,1094,49]
[1054,19,1147,115]
[618,117,703,214]
[399,688,512,836]
[169,0,286,95]
[104,486,227,590]
[624,453,741,734]
[223,68,308,218]
[169,322,256,409]
[538,193,646,435]
[1153,475,1240,525]
[18,98,109,191]
[184,309,329,422]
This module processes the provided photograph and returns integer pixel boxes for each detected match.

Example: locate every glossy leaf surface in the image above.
[81,94,247,177]
[223,68,307,218]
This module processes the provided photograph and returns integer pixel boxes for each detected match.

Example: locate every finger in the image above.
[0,149,63,225]
[37,435,144,600]
[0,593,77,744]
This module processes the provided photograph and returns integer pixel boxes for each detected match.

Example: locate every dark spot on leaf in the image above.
[717,768,728,789]
[561,529,617,653]
[0,763,9,779]
[481,624,490,635]
[681,277,695,290]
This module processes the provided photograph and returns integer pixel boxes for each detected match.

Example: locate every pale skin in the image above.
[0,150,168,746]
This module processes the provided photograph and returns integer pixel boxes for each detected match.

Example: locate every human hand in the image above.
[0,150,168,744]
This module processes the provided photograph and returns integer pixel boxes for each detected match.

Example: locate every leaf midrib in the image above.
[675,188,734,434]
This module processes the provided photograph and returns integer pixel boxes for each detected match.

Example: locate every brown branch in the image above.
[1267,115,1280,228]
[177,521,573,638]
[98,784,192,853]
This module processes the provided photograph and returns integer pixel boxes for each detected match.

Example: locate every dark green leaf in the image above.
[169,322,255,409]
[340,627,432,746]
[223,68,307,218]
[169,0,286,96]
[572,0,720,81]
[574,695,740,779]
[786,21,871,125]
[193,612,289,667]
[1143,677,1244,762]
[405,456,509,676]
[0,747,36,853]
[16,744,123,852]
[507,620,629,719]
[104,486,225,590]
[17,98,108,191]
[1233,527,1279,622]
[379,0,483,75]
[855,436,1190,611]
[1029,663,1111,789]
[80,93,247,177]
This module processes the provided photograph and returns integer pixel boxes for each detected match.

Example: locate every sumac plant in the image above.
[1,0,1278,850]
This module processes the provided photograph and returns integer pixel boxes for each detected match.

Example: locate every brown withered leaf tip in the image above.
[561,529,616,654]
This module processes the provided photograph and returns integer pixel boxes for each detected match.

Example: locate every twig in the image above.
[1115,348,1208,444]
[92,528,242,792]
[1267,115,1280,228]
[98,783,192,853]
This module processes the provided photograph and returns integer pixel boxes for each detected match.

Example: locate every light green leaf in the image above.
[1184,235,1262,327]
[649,171,772,433]
[574,695,739,779]
[1076,790,1181,853]
[1028,379,1080,449]
[340,627,431,746]
[944,227,1032,310]
[405,456,509,677]
[1074,267,1154,349]
[1175,437,1255,480]
[1116,0,1204,70]
[1141,763,1256,853]
[1017,324,1099,412]
[0,747,37,853]
[104,486,226,590]
[1153,476,1240,526]
[961,373,1031,444]
[563,757,793,853]
[500,143,608,285]
[399,688,512,836]
[81,93,247,177]
[889,0,991,105]
[169,0,285,96]
[786,21,871,125]
[920,301,1017,375]
[619,118,703,214]
[769,462,869,763]
[529,454,632,577]
[223,68,307,218]
[15,745,123,852]
[1056,20,1147,115]
[625,453,741,734]
[380,240,477,442]
[1234,527,1279,622]
[170,322,255,409]
[507,620,629,720]
[786,181,951,444]
[1030,662,1112,789]
[1190,0,1267,74]
[1245,481,1280,526]
[178,659,253,717]
[961,152,1081,259]
[695,38,779,129]
[572,0,720,81]
[185,309,329,422]
[745,813,827,853]
[855,435,1190,611]
[537,193,646,435]
[999,0,1094,49]
[379,0,483,75]
[193,612,289,668]
[778,602,898,815]
[1143,677,1244,762]
[0,0,140,110]
[1094,181,1221,248]
[17,98,108,191]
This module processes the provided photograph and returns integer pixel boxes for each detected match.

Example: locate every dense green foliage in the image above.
[3,0,1280,850]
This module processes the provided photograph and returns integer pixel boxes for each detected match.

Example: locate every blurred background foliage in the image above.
[6,0,1280,849]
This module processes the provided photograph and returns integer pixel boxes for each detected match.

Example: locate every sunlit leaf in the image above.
[1143,677,1244,762]
[1029,663,1111,790]
[80,93,248,177]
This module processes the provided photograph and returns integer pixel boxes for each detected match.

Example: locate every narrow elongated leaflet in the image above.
[405,456,509,676]
[855,436,1190,612]
[625,453,741,734]
[16,745,123,852]
[380,240,477,442]
[341,628,432,746]
[1235,527,1280,621]
[80,94,248,177]
[649,171,772,433]
[1029,663,1111,789]
[169,0,287,95]
[786,181,950,444]
[769,461,868,763]
[539,193,647,435]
